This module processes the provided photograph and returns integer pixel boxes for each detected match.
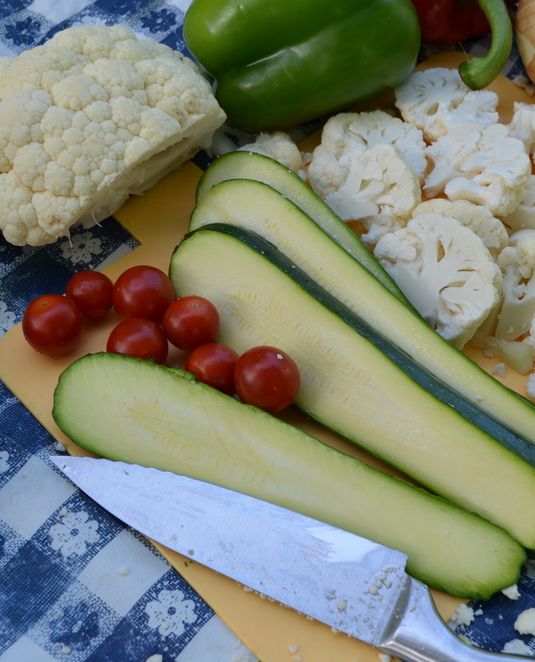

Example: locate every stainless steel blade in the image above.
[52,456,408,647]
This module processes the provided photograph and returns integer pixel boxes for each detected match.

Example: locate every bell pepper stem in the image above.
[458,0,512,89]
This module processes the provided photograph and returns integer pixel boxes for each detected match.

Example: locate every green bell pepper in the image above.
[183,0,421,132]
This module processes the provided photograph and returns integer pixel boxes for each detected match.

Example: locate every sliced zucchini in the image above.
[189,178,535,461]
[195,151,407,302]
[53,352,525,599]
[170,225,535,549]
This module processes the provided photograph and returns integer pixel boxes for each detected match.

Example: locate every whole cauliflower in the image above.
[238,131,303,173]
[495,230,535,340]
[308,143,421,244]
[412,199,508,259]
[374,214,502,348]
[424,124,531,216]
[395,68,499,141]
[313,110,427,182]
[0,25,226,246]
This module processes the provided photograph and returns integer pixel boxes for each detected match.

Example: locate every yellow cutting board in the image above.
[0,52,533,661]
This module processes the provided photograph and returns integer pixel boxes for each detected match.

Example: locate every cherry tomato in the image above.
[65,270,113,319]
[106,318,168,363]
[162,296,219,351]
[112,265,175,321]
[22,294,84,357]
[234,346,300,413]
[186,343,238,394]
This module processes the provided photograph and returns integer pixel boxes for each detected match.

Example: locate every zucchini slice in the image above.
[189,178,535,460]
[195,151,407,302]
[53,352,525,599]
[170,225,535,549]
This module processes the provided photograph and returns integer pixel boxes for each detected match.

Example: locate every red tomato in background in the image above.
[163,296,219,351]
[186,343,238,394]
[106,318,168,363]
[66,270,113,319]
[22,294,84,357]
[113,266,175,321]
[234,346,300,413]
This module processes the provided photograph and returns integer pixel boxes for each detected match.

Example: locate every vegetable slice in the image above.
[170,225,535,549]
[195,151,407,303]
[189,178,535,463]
[53,352,526,599]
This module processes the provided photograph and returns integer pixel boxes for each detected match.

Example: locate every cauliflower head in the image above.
[495,230,535,340]
[395,68,499,141]
[0,25,226,246]
[374,214,502,348]
[412,199,508,259]
[424,124,531,216]
[315,110,427,182]
[238,131,303,173]
[307,143,421,245]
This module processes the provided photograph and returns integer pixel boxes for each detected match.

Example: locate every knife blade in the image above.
[51,456,529,662]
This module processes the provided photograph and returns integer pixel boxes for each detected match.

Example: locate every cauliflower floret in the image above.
[374,214,502,348]
[0,25,226,246]
[425,124,530,216]
[308,143,421,244]
[508,101,535,153]
[506,175,535,232]
[412,199,508,258]
[495,230,535,340]
[314,111,427,182]
[238,131,303,173]
[395,68,498,141]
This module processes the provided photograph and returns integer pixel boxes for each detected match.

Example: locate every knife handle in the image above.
[381,578,532,662]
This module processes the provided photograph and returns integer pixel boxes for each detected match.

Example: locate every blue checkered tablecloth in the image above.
[1,1,535,660]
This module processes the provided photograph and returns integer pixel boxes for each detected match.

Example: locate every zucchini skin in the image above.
[195,151,410,304]
[187,223,535,468]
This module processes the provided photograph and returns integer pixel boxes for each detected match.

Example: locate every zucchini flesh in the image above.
[170,226,535,549]
[53,352,525,599]
[189,178,535,461]
[195,151,407,302]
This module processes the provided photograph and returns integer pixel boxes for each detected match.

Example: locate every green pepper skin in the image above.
[184,0,421,132]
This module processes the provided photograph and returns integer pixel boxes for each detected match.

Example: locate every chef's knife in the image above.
[51,456,530,662]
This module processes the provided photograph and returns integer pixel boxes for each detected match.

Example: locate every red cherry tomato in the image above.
[234,346,300,413]
[186,343,238,394]
[65,270,113,319]
[112,265,175,321]
[22,294,84,357]
[162,296,219,351]
[106,318,168,364]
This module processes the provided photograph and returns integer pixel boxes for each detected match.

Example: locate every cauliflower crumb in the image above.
[288,644,299,654]
[491,363,508,378]
[450,604,475,627]
[145,655,163,662]
[502,584,520,600]
[527,374,535,399]
[503,639,533,655]
[515,608,535,635]
[378,654,392,662]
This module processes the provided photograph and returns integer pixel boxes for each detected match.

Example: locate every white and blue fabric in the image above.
[0,0,534,659]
